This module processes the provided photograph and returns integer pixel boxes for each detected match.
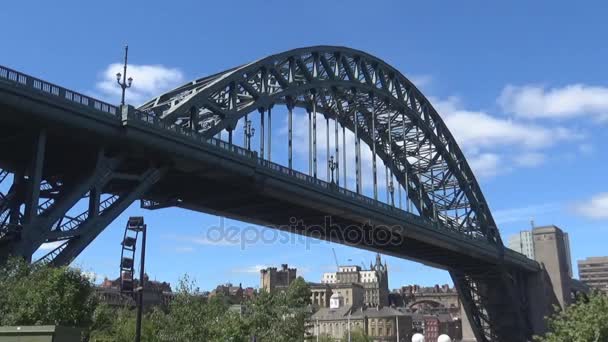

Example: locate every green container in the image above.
[0,326,82,342]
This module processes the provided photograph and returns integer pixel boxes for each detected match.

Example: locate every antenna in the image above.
[530,219,535,229]
[332,248,340,270]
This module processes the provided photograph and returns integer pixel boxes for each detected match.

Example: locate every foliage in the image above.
[534,291,608,342]
[341,328,371,342]
[89,275,313,341]
[0,260,314,341]
[0,257,97,327]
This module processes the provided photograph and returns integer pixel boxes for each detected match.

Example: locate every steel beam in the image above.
[47,167,165,266]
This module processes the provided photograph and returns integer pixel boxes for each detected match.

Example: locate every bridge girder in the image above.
[0,48,539,341]
[138,46,530,341]
[140,46,500,246]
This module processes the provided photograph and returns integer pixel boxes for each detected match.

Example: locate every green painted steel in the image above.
[0,326,82,342]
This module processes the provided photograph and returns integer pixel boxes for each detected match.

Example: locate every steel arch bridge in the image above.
[0,46,545,341]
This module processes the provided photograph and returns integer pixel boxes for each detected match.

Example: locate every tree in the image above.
[342,328,371,342]
[534,291,608,342]
[0,257,97,328]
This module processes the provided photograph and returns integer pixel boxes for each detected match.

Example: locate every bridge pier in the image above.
[0,118,166,265]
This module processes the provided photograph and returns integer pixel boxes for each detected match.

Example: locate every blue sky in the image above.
[2,0,608,291]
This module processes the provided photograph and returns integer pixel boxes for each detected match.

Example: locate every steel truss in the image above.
[139,46,527,341]
[0,130,165,266]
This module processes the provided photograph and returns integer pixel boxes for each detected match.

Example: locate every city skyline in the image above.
[2,0,608,292]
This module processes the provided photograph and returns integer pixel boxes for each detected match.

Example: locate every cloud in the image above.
[407,74,433,89]
[95,63,185,106]
[514,152,546,168]
[493,203,562,225]
[175,246,195,253]
[232,265,268,274]
[38,241,64,251]
[573,193,608,219]
[468,153,502,178]
[434,96,579,150]
[498,84,608,121]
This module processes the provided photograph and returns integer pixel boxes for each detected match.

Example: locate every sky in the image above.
[2,0,608,291]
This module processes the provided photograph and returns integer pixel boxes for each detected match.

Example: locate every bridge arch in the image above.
[140,46,501,246]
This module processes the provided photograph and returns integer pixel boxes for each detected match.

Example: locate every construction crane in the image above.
[332,248,340,271]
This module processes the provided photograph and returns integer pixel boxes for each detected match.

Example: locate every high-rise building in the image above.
[508,228,573,278]
[260,264,297,293]
[508,230,535,259]
[578,256,608,294]
[321,253,389,307]
[532,225,572,308]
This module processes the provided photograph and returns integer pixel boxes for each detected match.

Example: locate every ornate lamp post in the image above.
[116,45,133,106]
[245,120,255,151]
[328,155,338,184]
[388,180,395,207]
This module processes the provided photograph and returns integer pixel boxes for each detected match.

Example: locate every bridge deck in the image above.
[0,65,539,273]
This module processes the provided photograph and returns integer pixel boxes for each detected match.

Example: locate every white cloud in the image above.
[467,153,502,178]
[434,96,578,150]
[38,241,63,251]
[493,203,561,225]
[407,74,433,89]
[95,63,185,106]
[175,246,195,253]
[499,84,608,120]
[573,193,608,219]
[514,152,546,168]
[232,265,268,274]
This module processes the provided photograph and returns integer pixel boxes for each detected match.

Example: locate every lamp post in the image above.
[134,221,147,342]
[245,120,255,151]
[388,180,395,207]
[328,155,338,184]
[116,45,133,106]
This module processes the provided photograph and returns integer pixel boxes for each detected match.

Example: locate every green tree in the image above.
[0,257,97,328]
[534,291,608,342]
[342,328,371,342]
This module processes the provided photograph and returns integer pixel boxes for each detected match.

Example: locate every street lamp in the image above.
[116,45,133,106]
[388,180,395,207]
[245,120,255,151]
[328,155,338,184]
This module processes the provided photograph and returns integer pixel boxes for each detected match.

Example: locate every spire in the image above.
[375,253,382,268]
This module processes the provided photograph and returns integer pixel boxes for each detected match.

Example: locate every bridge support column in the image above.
[39,167,166,266]
[354,112,361,193]
[452,268,533,342]
[312,95,317,178]
[334,119,339,186]
[259,107,265,159]
[287,100,293,169]
[371,95,378,200]
[267,106,272,161]
[342,126,346,189]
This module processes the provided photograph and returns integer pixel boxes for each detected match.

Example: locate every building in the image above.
[578,256,608,294]
[397,284,461,316]
[321,253,389,307]
[96,274,172,310]
[508,227,573,278]
[210,283,244,304]
[310,282,333,309]
[310,296,412,341]
[532,225,573,308]
[421,314,462,342]
[508,230,535,260]
[260,264,297,293]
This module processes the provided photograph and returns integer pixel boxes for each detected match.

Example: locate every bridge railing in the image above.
[125,106,494,246]
[0,65,118,116]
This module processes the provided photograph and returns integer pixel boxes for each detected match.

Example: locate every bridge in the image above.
[0,46,559,341]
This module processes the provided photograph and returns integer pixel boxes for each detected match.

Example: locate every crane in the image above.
[332,248,340,271]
